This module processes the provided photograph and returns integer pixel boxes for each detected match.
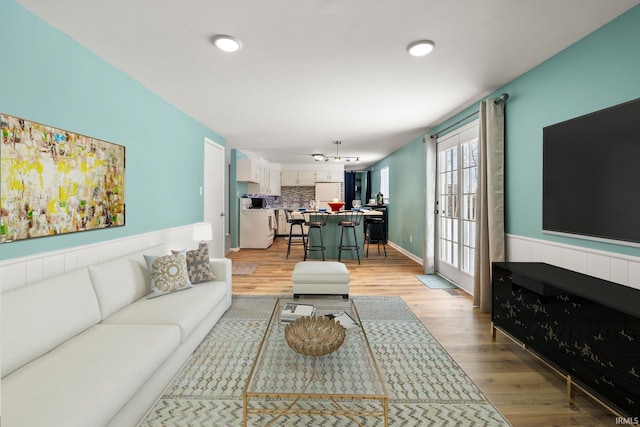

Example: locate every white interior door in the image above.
[204,137,225,258]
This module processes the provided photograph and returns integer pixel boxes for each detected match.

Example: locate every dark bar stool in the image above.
[338,210,364,264]
[364,211,387,257]
[303,211,330,261]
[285,209,306,259]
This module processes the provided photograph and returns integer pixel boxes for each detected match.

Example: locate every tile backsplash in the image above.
[248,185,344,208]
[246,187,313,208]
[279,186,315,208]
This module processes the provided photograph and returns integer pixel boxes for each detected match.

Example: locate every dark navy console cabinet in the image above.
[492,262,640,417]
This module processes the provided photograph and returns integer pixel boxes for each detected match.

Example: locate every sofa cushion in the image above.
[88,245,168,319]
[144,252,193,298]
[88,257,149,319]
[2,323,180,427]
[1,268,101,377]
[103,280,227,342]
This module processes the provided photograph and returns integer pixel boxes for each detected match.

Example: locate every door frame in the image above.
[435,120,479,293]
[204,137,226,258]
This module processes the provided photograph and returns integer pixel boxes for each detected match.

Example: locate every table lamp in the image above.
[192,222,213,248]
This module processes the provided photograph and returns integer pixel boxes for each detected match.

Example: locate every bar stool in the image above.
[285,209,306,259]
[364,211,387,257]
[338,210,364,264]
[303,211,330,261]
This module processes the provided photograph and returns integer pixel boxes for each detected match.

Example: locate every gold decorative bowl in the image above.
[284,316,346,357]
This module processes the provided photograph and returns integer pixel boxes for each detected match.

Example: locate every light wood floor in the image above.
[228,237,616,426]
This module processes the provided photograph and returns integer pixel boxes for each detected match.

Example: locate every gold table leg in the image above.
[254,356,380,427]
[567,375,575,407]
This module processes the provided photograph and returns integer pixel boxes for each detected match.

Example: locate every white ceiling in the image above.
[19,0,640,169]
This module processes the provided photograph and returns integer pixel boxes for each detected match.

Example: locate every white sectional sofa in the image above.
[1,244,232,427]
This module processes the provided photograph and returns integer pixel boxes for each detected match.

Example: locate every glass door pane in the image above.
[460,138,478,275]
[438,145,458,269]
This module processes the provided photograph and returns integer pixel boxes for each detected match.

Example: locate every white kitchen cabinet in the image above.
[297,171,316,185]
[275,209,308,236]
[270,168,281,195]
[249,165,269,194]
[281,170,316,186]
[261,164,270,193]
[241,159,281,195]
[281,170,298,186]
[236,158,260,183]
[315,170,344,182]
[275,209,292,236]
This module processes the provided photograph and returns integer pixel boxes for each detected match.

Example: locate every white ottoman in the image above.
[292,261,350,299]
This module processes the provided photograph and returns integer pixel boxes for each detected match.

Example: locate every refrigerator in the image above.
[315,182,342,210]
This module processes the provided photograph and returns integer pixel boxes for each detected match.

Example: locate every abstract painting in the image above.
[1,114,125,242]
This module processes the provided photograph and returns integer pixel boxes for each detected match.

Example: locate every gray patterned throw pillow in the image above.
[184,245,216,284]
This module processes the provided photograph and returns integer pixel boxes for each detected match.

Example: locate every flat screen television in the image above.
[543,97,640,246]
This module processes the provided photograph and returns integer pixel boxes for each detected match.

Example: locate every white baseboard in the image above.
[387,241,423,266]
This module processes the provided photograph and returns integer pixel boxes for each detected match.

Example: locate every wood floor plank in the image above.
[228,237,616,426]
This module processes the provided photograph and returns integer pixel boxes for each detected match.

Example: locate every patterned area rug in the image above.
[232,262,259,275]
[140,296,510,426]
[415,274,457,289]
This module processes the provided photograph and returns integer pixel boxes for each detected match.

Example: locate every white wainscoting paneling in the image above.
[506,234,640,290]
[610,257,630,286]
[629,261,640,288]
[0,225,199,293]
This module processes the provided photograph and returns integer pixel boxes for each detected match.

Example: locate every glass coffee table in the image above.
[243,298,389,426]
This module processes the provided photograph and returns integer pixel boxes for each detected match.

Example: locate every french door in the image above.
[436,121,479,293]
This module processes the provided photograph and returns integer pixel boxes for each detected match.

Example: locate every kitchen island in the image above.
[292,210,383,260]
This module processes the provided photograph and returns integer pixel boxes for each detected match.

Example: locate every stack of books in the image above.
[325,311,360,329]
[280,303,316,322]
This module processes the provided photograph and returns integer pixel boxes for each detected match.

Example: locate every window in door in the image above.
[460,139,477,275]
[380,166,389,203]
[436,121,479,291]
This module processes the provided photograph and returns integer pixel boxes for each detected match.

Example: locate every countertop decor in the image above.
[327,202,345,212]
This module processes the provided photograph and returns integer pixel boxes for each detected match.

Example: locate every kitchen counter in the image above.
[292,209,383,217]
[292,210,382,260]
[363,205,388,243]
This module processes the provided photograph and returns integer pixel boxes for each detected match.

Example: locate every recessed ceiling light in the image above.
[407,40,435,57]
[211,35,242,53]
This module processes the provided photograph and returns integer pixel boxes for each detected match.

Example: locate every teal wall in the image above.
[369,136,425,258]
[375,4,640,259]
[499,5,640,258]
[6,0,639,261]
[0,1,225,260]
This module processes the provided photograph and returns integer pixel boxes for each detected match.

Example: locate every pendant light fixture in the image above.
[311,141,360,163]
